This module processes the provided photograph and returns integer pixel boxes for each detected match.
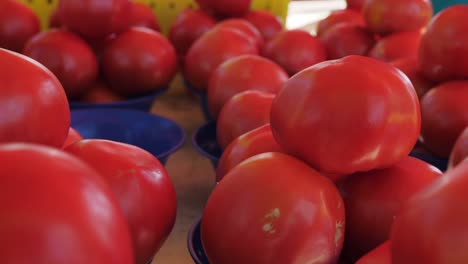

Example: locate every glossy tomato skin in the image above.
[0,48,70,148]
[363,0,433,34]
[338,156,441,261]
[368,31,422,62]
[390,56,435,99]
[316,9,365,37]
[62,127,83,149]
[216,124,283,182]
[449,127,468,169]
[23,29,98,100]
[420,81,468,158]
[244,10,283,41]
[81,80,124,103]
[207,55,288,118]
[217,90,274,149]
[202,152,345,264]
[0,143,134,264]
[271,55,421,175]
[419,5,468,82]
[128,2,160,31]
[168,9,216,58]
[58,0,131,39]
[263,29,326,76]
[195,0,252,18]
[346,0,366,11]
[66,140,177,264]
[319,24,375,60]
[0,0,40,52]
[390,161,468,263]
[184,27,258,91]
[214,19,263,49]
[102,27,177,97]
[356,241,391,264]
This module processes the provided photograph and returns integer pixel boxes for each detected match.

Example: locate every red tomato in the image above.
[23,29,98,100]
[214,19,263,49]
[168,9,216,58]
[0,0,40,52]
[49,9,63,28]
[195,0,252,18]
[62,127,83,149]
[319,24,375,60]
[65,139,176,264]
[449,127,468,169]
[338,156,441,261]
[420,81,468,158]
[390,161,468,263]
[81,80,124,103]
[0,48,70,148]
[356,241,392,264]
[128,2,160,31]
[216,124,283,182]
[201,152,345,264]
[390,56,435,99]
[368,31,422,62]
[102,27,177,97]
[316,9,365,37]
[271,55,421,175]
[207,55,288,118]
[244,10,283,41]
[419,5,468,82]
[363,0,433,34]
[58,0,131,39]
[85,34,117,57]
[0,143,134,263]
[262,29,326,76]
[184,27,258,91]
[346,0,366,11]
[217,90,274,149]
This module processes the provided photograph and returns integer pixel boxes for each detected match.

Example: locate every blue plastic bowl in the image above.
[188,218,210,264]
[192,121,222,168]
[433,0,468,14]
[70,109,185,164]
[183,79,214,121]
[409,151,449,172]
[69,89,167,112]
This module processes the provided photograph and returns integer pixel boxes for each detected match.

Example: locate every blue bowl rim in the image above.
[187,217,205,264]
[191,121,220,162]
[70,108,186,160]
[69,88,167,108]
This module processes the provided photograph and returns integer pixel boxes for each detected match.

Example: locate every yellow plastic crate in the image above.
[19,0,290,35]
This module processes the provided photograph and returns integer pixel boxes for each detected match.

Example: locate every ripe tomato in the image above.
[214,19,263,49]
[0,48,70,148]
[201,152,345,264]
[449,127,468,169]
[102,27,177,97]
[81,80,124,103]
[316,9,365,37]
[217,90,274,149]
[363,0,433,34]
[65,139,176,264]
[0,0,40,52]
[0,143,134,263]
[346,0,366,11]
[58,0,131,39]
[262,29,326,76]
[319,24,375,59]
[195,0,252,18]
[271,55,421,175]
[168,9,216,58]
[356,241,391,264]
[207,55,288,118]
[244,10,283,41]
[390,56,435,99]
[216,124,283,182]
[62,127,83,149]
[390,161,468,264]
[368,31,422,62]
[128,2,160,31]
[184,27,258,91]
[419,5,468,82]
[420,81,468,158]
[23,29,98,100]
[49,9,63,28]
[338,156,441,261]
